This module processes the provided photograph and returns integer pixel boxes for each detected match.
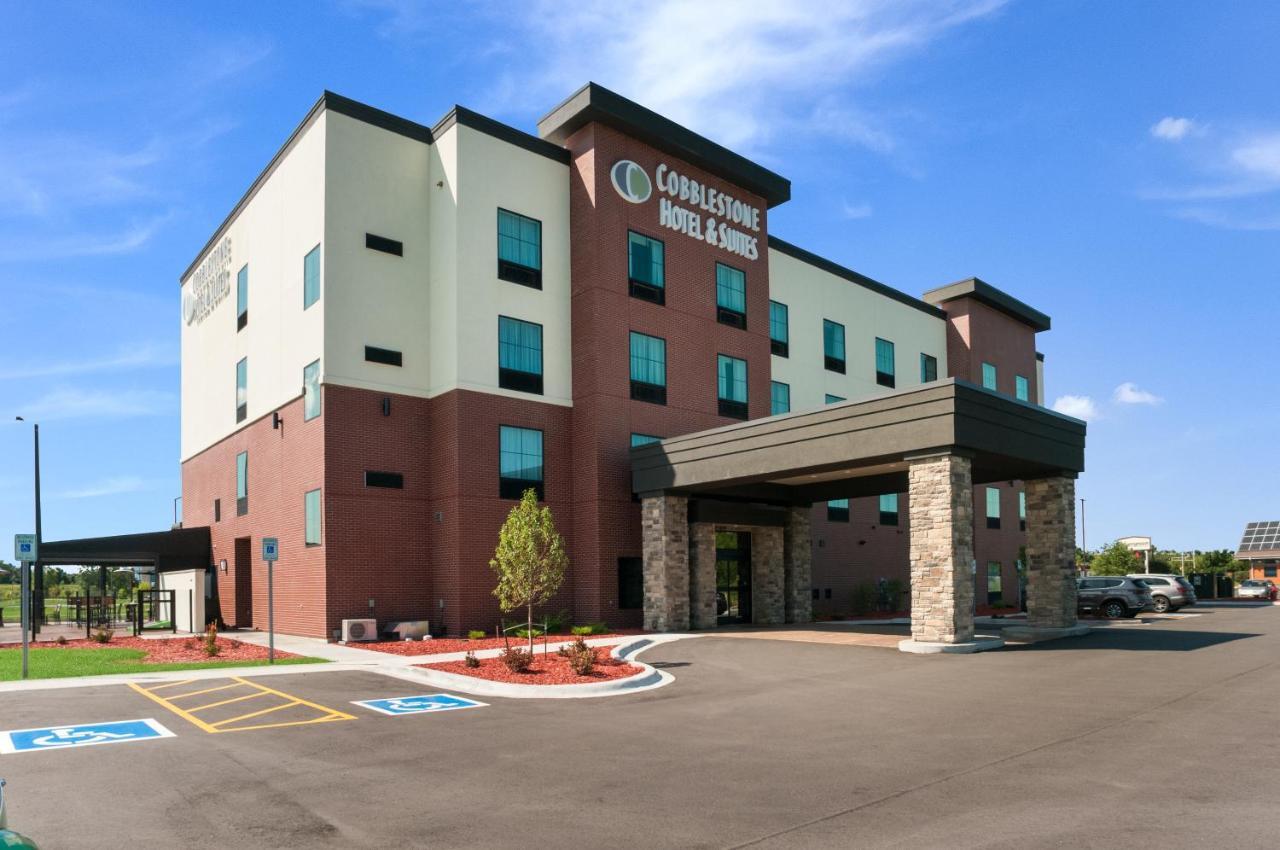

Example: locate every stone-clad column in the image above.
[688,522,717,629]
[751,527,785,625]
[907,453,975,644]
[641,494,690,631]
[783,505,812,624]
[1024,476,1079,630]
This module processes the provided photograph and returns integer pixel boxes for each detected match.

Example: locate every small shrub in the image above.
[541,609,571,633]
[91,628,113,644]
[203,621,220,657]
[571,622,609,636]
[55,634,68,646]
[570,625,592,637]
[566,643,595,676]
[464,651,480,669]
[501,647,533,673]
[467,629,486,641]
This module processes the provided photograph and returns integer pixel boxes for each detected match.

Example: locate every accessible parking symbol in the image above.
[354,694,487,716]
[0,719,175,754]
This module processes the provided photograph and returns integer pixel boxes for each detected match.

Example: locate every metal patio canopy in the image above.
[37,527,211,571]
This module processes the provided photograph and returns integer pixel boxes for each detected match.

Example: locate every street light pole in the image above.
[33,423,42,639]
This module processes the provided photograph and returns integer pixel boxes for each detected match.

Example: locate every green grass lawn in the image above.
[0,648,326,681]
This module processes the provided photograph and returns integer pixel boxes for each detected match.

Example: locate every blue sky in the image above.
[1,0,1277,557]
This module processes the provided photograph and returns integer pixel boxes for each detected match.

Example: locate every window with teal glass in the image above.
[771,381,790,415]
[825,394,844,404]
[303,360,321,421]
[1019,490,1027,530]
[628,231,664,288]
[236,264,248,330]
[717,354,748,418]
[498,316,543,394]
[305,489,322,545]
[235,357,247,423]
[879,493,899,526]
[823,319,845,372]
[235,450,248,515]
[875,337,895,388]
[827,498,849,522]
[303,245,321,309]
[716,263,746,328]
[769,301,788,356]
[630,433,661,448]
[497,209,541,270]
[987,562,1003,601]
[499,425,544,499]
[1015,374,1029,401]
[982,361,997,390]
[986,486,1001,529]
[629,332,666,386]
[920,353,938,383]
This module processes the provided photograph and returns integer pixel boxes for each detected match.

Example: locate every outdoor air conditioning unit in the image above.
[341,618,377,643]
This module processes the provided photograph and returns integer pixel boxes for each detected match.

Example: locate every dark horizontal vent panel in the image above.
[716,307,746,330]
[876,372,896,388]
[630,381,667,405]
[365,471,405,489]
[500,477,544,500]
[237,311,248,331]
[718,399,748,420]
[879,512,899,526]
[824,356,846,374]
[629,279,665,304]
[771,339,788,357]
[236,404,247,423]
[365,346,403,367]
[499,368,544,395]
[827,507,849,522]
[498,260,542,290]
[365,233,404,256]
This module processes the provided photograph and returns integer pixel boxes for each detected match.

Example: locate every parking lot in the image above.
[3,603,1280,848]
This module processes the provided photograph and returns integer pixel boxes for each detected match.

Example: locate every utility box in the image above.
[158,569,207,633]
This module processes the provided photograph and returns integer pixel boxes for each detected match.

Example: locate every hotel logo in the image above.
[610,160,652,204]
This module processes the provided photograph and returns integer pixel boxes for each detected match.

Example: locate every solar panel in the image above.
[1239,521,1280,552]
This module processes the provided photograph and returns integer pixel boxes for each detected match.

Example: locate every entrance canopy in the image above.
[631,379,1085,503]
[38,527,211,571]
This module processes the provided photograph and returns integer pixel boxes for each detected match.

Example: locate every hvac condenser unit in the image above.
[341,618,377,643]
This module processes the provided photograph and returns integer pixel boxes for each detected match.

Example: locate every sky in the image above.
[0,0,1277,557]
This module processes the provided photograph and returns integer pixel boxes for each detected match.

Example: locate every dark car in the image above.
[1077,577,1154,619]
[1126,573,1197,613]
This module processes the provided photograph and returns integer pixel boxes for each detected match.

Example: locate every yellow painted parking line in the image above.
[187,690,269,713]
[140,679,197,692]
[226,677,356,719]
[167,683,242,700]
[211,699,303,727]
[127,676,355,735]
[129,682,221,733]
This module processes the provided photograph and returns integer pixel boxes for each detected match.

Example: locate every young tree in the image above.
[1089,540,1144,576]
[490,488,568,652]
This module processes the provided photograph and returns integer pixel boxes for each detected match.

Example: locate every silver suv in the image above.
[1126,573,1197,613]
[1077,577,1154,619]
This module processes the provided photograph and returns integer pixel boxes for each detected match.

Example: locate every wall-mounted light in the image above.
[219,559,228,573]
[272,412,282,430]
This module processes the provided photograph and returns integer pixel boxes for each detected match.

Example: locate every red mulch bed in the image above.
[349,633,638,656]
[0,636,297,664]
[420,647,645,685]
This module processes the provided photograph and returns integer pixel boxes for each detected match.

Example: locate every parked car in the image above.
[1236,580,1277,600]
[1077,577,1154,619]
[0,779,40,849]
[1126,573,1197,613]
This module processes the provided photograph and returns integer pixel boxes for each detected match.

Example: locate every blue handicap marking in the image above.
[354,694,488,716]
[0,719,175,754]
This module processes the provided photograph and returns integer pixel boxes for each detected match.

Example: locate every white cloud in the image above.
[0,342,175,381]
[0,213,172,263]
[1170,206,1280,232]
[1113,382,1163,405]
[56,476,148,500]
[1052,395,1100,421]
[1151,116,1198,141]
[841,200,873,219]
[1231,132,1280,180]
[16,387,175,421]
[1143,126,1280,228]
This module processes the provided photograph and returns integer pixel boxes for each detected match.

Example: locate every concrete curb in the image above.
[898,635,1005,655]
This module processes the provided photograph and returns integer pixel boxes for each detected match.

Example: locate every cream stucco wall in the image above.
[767,248,947,411]
[181,113,327,461]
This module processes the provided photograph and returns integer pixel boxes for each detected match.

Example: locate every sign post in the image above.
[261,537,278,663]
[14,535,36,680]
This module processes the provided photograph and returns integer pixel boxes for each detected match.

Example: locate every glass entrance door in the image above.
[715,531,752,625]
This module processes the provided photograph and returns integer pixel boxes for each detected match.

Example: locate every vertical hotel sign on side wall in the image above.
[183,236,233,326]
[610,160,761,260]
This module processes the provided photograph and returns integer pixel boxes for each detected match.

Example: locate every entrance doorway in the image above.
[715,531,752,624]
[234,537,253,628]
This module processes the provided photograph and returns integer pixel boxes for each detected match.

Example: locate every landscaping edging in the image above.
[383,634,696,699]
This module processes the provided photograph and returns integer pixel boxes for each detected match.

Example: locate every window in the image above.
[304,489,322,545]
[769,301,789,356]
[236,451,248,516]
[628,231,665,303]
[982,361,997,391]
[629,332,667,404]
[715,263,746,329]
[825,394,845,404]
[823,320,845,373]
[827,499,849,522]
[987,562,1003,604]
[875,338,895,388]
[921,353,938,383]
[497,208,541,289]
[365,346,403,367]
[303,244,321,309]
[879,493,899,526]
[235,357,247,423]
[1266,566,1278,578]
[365,233,403,256]
[717,354,748,419]
[630,433,661,448]
[303,360,321,421]
[236,264,248,331]
[1019,491,1026,531]
[986,487,1001,529]
[771,381,790,415]
[618,557,643,610]
[499,425,544,500]
[1015,375,1029,402]
[498,316,544,395]
[213,498,221,523]
[365,471,404,489]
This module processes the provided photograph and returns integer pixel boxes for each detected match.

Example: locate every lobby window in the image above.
[618,557,643,610]
[769,301,789,356]
[236,451,248,516]
[986,487,1001,529]
[1015,374,1030,402]
[498,316,544,395]
[235,357,247,423]
[303,360,321,421]
[629,331,667,405]
[499,425,544,500]
[982,361,997,391]
[920,353,938,383]
[303,244,321,309]
[875,338,895,388]
[628,231,665,304]
[827,499,849,522]
[987,562,1003,604]
[823,320,845,373]
[497,208,542,289]
[717,354,748,420]
[825,394,845,404]
[771,381,790,415]
[1019,490,1026,531]
[630,433,661,448]
[715,263,747,329]
[879,493,899,526]
[236,264,248,331]
[304,489,322,546]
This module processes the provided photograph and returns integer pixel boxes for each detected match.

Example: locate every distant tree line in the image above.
[1078,542,1246,576]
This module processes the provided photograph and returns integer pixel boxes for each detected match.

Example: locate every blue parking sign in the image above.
[354,694,487,716]
[0,719,175,754]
